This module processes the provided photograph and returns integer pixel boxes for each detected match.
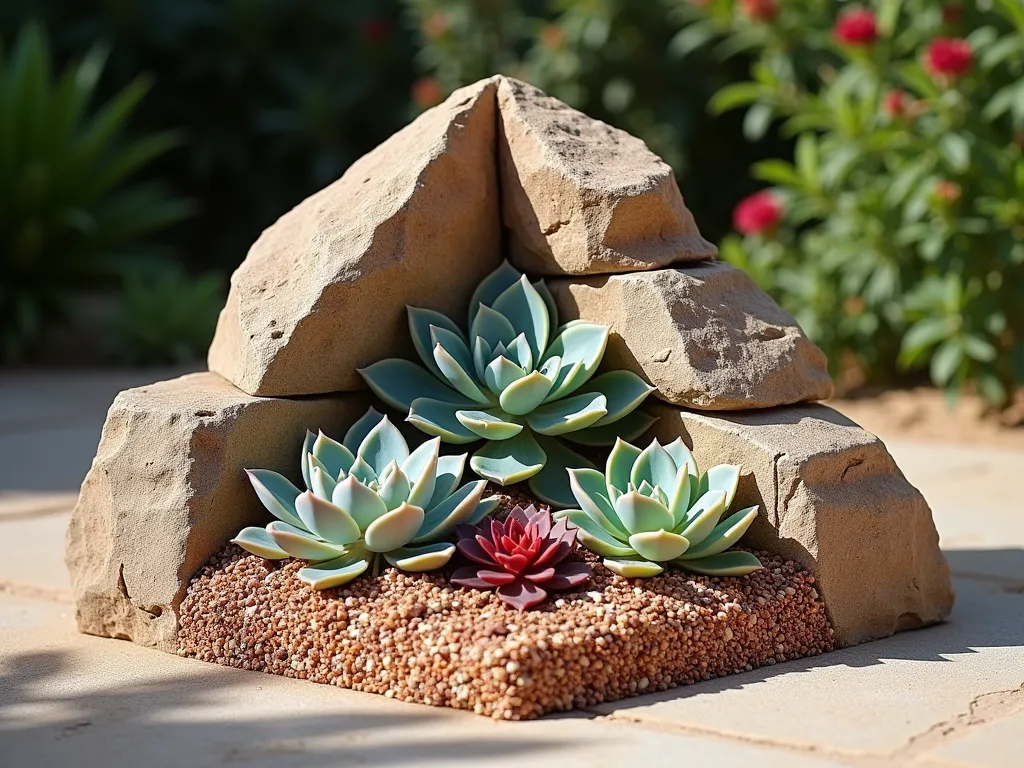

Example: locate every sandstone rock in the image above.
[497,77,716,276]
[208,78,502,397]
[549,261,834,410]
[65,372,369,651]
[649,402,954,646]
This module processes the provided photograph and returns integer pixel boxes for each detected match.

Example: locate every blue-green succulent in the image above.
[555,437,763,578]
[232,407,499,589]
[358,261,656,506]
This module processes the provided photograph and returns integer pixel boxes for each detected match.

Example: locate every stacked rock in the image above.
[66,76,952,654]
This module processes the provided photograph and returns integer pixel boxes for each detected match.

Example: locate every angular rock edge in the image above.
[179,545,833,720]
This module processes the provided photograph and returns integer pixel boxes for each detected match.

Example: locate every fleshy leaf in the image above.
[401,437,441,487]
[484,355,527,397]
[542,322,609,399]
[414,479,487,541]
[528,436,595,508]
[668,466,693,526]
[428,454,467,508]
[408,306,465,378]
[312,430,355,478]
[407,398,479,444]
[403,444,439,510]
[496,580,548,611]
[492,275,550,360]
[630,440,678,494]
[343,407,385,454]
[568,468,628,536]
[471,303,517,350]
[676,490,728,543]
[295,490,362,545]
[456,408,523,440]
[542,360,584,404]
[614,491,674,535]
[384,542,456,571]
[307,458,336,501]
[505,332,534,372]
[579,371,656,426]
[675,550,763,576]
[466,495,501,525]
[472,336,492,382]
[245,469,304,528]
[468,260,522,327]
[433,342,491,405]
[357,416,410,477]
[562,409,658,447]
[602,558,664,578]
[526,392,607,436]
[664,438,697,478]
[628,530,690,562]
[332,474,388,530]
[358,358,470,412]
[678,505,760,559]
[378,466,412,511]
[533,279,559,330]
[364,501,424,553]
[606,438,642,495]
[498,370,553,416]
[231,526,289,560]
[300,430,316,490]
[348,455,377,485]
[297,556,369,589]
[705,464,741,509]
[556,510,635,558]
[267,521,347,561]
[470,431,546,485]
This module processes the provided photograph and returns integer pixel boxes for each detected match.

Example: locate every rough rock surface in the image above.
[208,79,502,397]
[65,372,369,651]
[497,77,716,276]
[549,261,834,410]
[649,402,955,646]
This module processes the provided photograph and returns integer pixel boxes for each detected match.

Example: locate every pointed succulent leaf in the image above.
[668,466,693,526]
[615,491,674,535]
[543,322,610,398]
[312,430,355,479]
[245,469,304,528]
[297,555,369,589]
[348,455,377,485]
[407,398,479,444]
[492,275,550,359]
[300,430,316,489]
[378,466,412,511]
[456,408,523,440]
[628,530,690,562]
[675,550,763,576]
[472,336,492,382]
[484,355,527,397]
[359,359,470,412]
[705,464,741,509]
[499,370,554,415]
[527,436,595,508]
[556,510,635,558]
[466,495,501,525]
[295,490,362,545]
[568,468,629,537]
[343,407,385,453]
[470,431,546,485]
[664,438,697,478]
[401,437,441,486]
[526,391,607,436]
[332,474,387,530]
[430,324,477,375]
[533,279,559,330]
[605,438,642,495]
[433,342,491,405]
[404,452,439,510]
[579,371,656,426]
[267,521,347,561]
[562,409,657,447]
[468,259,522,327]
[309,464,338,502]
[630,440,679,493]
[428,454,467,508]
[505,332,534,372]
[408,306,465,378]
[542,360,585,404]
[356,415,410,477]
[364,501,425,553]
[384,542,456,571]
[231,526,289,559]
[677,490,728,542]
[471,303,517,350]
[603,558,664,578]
[413,479,487,542]
[637,480,657,498]
[678,505,760,559]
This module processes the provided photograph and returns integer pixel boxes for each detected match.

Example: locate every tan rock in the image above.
[65,372,369,651]
[497,77,716,276]
[208,78,502,397]
[549,261,834,410]
[649,402,954,646]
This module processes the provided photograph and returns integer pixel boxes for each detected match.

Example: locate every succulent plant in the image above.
[358,261,656,507]
[555,437,763,578]
[231,407,500,589]
[451,504,591,610]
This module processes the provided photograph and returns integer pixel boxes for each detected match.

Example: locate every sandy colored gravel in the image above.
[178,539,833,719]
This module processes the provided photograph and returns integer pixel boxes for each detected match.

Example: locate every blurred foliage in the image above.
[0,21,189,362]
[685,0,1024,405]
[106,264,223,365]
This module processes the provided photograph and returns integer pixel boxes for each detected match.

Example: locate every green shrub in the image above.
[0,22,189,362]
[682,0,1024,404]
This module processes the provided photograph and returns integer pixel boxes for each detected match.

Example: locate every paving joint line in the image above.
[0,581,73,604]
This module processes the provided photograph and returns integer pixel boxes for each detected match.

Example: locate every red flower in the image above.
[834,9,878,46]
[733,191,783,235]
[451,505,590,611]
[740,0,778,23]
[883,90,908,118]
[926,38,973,79]
[412,77,444,109]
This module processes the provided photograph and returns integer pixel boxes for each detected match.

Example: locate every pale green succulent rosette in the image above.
[555,437,764,578]
[358,261,657,506]
[231,407,500,589]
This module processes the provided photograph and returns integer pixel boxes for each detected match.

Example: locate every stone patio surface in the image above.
[1,369,1021,767]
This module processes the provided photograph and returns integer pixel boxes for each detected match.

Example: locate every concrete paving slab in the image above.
[0,491,77,520]
[0,512,71,598]
[590,577,1023,760]
[0,594,852,768]
[929,706,1024,767]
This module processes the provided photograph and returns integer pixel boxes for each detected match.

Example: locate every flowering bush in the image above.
[679,0,1024,405]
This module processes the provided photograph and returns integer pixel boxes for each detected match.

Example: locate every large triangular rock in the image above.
[549,261,834,410]
[208,79,502,397]
[497,77,716,276]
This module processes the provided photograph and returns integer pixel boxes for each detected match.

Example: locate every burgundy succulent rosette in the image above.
[451,504,591,611]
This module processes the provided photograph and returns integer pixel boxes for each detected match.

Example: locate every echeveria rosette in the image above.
[231,407,500,589]
[555,437,763,578]
[358,261,656,507]
[451,504,591,610]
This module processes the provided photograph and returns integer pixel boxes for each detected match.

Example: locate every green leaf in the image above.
[533,280,559,330]
[468,260,522,327]
[407,398,479,444]
[602,558,664,578]
[484,354,528,397]
[709,82,763,115]
[384,542,456,572]
[470,431,546,485]
[963,334,997,363]
[630,440,678,492]
[312,430,355,479]
[343,407,384,454]
[562,408,658,447]
[677,506,759,559]
[930,339,965,385]
[231,526,289,560]
[578,371,655,426]
[433,339,491,405]
[568,467,628,537]
[267,521,347,561]
[939,134,970,173]
[246,469,304,528]
[295,491,362,545]
[527,391,607,436]
[378,466,412,511]
[471,302,517,350]
[408,306,465,378]
[359,359,469,412]
[414,479,487,541]
[332,475,387,530]
[492,275,551,360]
[542,322,610,399]
[899,318,954,367]
[674,550,763,576]
[428,454,468,509]
[456,408,524,440]
[606,438,642,495]
[743,103,773,141]
[628,530,690,562]
[752,159,803,187]
[614,491,674,535]
[676,490,728,545]
[704,464,740,509]
[296,556,369,590]
[528,436,595,508]
[557,510,635,557]
[364,501,424,553]
[499,370,554,416]
[357,416,410,477]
